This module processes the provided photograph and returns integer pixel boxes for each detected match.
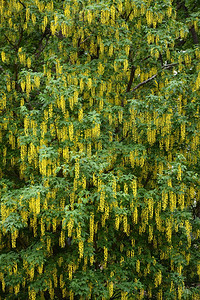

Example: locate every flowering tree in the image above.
[0,0,200,299]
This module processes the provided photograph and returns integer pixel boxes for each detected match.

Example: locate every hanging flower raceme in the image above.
[0,0,199,299]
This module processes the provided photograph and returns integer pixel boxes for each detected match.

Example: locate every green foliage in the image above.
[0,0,200,299]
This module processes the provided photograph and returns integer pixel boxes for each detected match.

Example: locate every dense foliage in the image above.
[0,0,200,299]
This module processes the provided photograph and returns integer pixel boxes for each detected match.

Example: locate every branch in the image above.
[190,26,199,45]
[131,74,157,92]
[143,171,153,188]
[159,52,164,67]
[162,62,178,69]
[177,2,199,45]
[110,291,121,300]
[79,34,92,45]
[131,63,178,92]
[35,34,51,59]
[18,0,26,9]
[16,27,24,49]
[125,9,133,21]
[3,34,17,50]
[126,65,136,93]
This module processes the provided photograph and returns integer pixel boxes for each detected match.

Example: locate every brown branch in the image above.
[35,33,51,59]
[177,2,199,45]
[125,9,133,21]
[3,34,17,50]
[18,0,26,9]
[16,27,24,49]
[159,52,164,67]
[131,74,157,92]
[79,35,92,45]
[126,65,136,93]
[162,62,178,69]
[190,26,199,45]
[131,63,178,92]
[143,172,153,188]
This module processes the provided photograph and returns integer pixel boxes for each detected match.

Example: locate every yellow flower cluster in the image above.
[0,0,199,299]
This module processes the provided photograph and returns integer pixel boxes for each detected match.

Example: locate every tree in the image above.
[0,0,200,299]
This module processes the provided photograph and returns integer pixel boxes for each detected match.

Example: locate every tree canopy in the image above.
[0,0,200,299]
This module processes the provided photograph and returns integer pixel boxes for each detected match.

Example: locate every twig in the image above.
[131,63,178,92]
[18,0,26,9]
[131,74,157,92]
[35,34,51,58]
[125,9,133,21]
[3,34,17,50]
[34,28,51,56]
[79,35,92,45]
[162,62,178,69]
